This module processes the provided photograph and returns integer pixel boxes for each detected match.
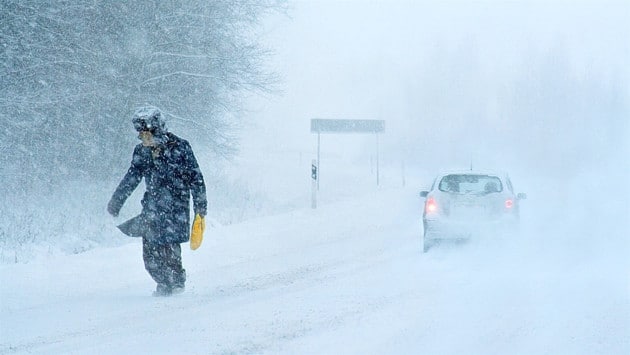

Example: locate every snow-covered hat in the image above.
[132,106,166,134]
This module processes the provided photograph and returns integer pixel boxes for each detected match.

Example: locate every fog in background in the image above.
[1,0,628,262]
[232,0,629,270]
[242,0,628,181]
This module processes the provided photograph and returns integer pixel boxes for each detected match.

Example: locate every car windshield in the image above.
[438,174,503,194]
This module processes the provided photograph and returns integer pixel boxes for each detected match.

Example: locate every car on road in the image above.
[420,171,526,252]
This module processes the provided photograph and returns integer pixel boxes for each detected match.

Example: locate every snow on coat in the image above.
[109,132,207,244]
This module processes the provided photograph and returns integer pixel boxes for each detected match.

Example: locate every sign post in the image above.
[317,132,320,190]
[310,118,385,191]
[376,132,380,186]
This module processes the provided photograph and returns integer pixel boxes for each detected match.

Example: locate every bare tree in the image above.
[0,0,286,192]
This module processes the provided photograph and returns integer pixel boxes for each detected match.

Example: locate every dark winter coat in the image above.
[108,132,207,244]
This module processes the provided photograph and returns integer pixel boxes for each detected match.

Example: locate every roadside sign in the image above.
[311,159,317,209]
[310,119,385,133]
[310,119,385,197]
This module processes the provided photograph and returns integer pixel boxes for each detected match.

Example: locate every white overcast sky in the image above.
[241,0,628,176]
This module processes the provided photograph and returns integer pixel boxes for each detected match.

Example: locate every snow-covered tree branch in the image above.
[0,0,286,193]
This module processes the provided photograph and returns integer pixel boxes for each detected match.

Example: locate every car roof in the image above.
[436,170,509,179]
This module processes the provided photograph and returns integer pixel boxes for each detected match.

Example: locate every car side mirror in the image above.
[517,193,527,200]
[420,191,429,198]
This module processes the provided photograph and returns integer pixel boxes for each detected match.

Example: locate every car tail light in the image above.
[426,197,438,213]
[505,199,514,209]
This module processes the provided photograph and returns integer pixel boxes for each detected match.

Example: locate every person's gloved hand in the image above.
[107,198,121,217]
[190,213,205,250]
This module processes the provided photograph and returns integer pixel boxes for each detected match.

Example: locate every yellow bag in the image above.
[190,214,205,250]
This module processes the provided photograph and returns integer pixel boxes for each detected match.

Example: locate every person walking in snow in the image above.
[107,106,207,296]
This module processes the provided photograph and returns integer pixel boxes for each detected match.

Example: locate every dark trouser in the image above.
[142,238,186,288]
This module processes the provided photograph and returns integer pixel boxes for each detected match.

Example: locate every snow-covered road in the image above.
[1,186,628,354]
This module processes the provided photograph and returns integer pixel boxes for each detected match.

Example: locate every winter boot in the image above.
[152,283,172,297]
[171,285,185,295]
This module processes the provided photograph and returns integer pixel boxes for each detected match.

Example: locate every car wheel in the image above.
[422,222,431,253]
